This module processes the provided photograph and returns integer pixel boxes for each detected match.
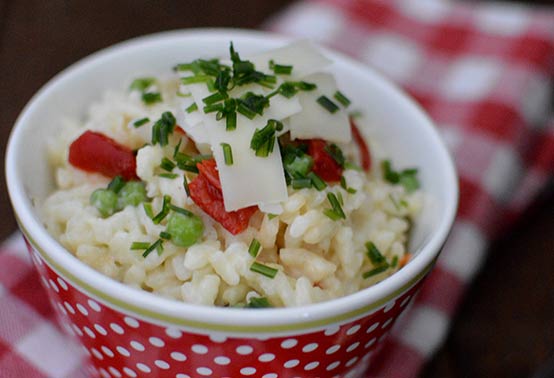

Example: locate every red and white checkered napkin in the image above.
[1,1,553,377]
[265,0,554,376]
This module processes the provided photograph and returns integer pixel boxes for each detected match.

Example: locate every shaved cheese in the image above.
[288,73,351,143]
[203,114,288,211]
[175,87,210,144]
[247,40,332,78]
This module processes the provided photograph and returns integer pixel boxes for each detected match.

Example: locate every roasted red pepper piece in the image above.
[189,159,257,235]
[196,159,221,190]
[68,130,138,180]
[307,139,343,182]
[350,118,372,171]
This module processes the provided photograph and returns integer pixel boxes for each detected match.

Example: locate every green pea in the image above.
[166,212,204,247]
[90,189,118,217]
[117,181,148,209]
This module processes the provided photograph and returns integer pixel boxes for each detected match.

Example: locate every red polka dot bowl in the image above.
[6,29,458,378]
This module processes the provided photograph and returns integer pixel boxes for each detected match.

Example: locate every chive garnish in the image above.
[250,262,278,279]
[133,117,150,127]
[130,242,150,250]
[325,144,345,167]
[337,191,344,206]
[366,242,387,266]
[391,256,399,268]
[160,157,176,172]
[151,111,176,147]
[267,213,278,220]
[334,91,351,107]
[173,139,183,158]
[159,231,172,240]
[221,143,233,165]
[183,175,190,197]
[185,103,198,113]
[143,203,154,218]
[316,95,340,113]
[129,77,155,92]
[142,92,162,105]
[202,92,227,105]
[307,172,327,191]
[250,119,281,157]
[168,204,194,217]
[291,178,312,189]
[142,239,164,258]
[107,176,125,193]
[246,297,271,308]
[158,173,178,179]
[269,60,293,75]
[248,239,261,258]
[324,192,346,220]
[381,160,420,192]
[181,75,212,85]
[152,195,171,224]
[362,265,389,279]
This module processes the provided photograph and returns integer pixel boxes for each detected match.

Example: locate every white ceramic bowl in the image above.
[6,29,458,378]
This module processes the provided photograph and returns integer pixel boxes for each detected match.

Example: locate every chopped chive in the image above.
[152,195,171,224]
[297,81,317,91]
[250,120,279,157]
[334,91,351,107]
[183,175,190,197]
[202,92,227,105]
[185,103,198,113]
[160,157,176,172]
[323,209,343,221]
[107,175,125,193]
[325,144,345,167]
[226,111,237,131]
[181,75,212,85]
[173,139,183,158]
[248,239,261,258]
[159,231,172,240]
[130,241,150,250]
[246,297,271,308]
[151,111,176,147]
[365,242,387,266]
[142,92,162,105]
[143,202,154,218]
[203,103,224,114]
[159,173,178,179]
[291,178,312,189]
[307,172,327,191]
[250,262,278,279]
[221,143,233,165]
[344,161,363,171]
[130,77,156,92]
[269,60,293,75]
[337,191,344,206]
[362,265,389,279]
[381,160,420,193]
[267,213,278,220]
[133,117,150,127]
[316,95,340,113]
[168,204,194,217]
[391,256,399,268]
[347,187,357,194]
[327,192,346,219]
[142,239,164,258]
[389,193,401,211]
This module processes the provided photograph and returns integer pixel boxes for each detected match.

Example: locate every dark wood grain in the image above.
[1,1,552,378]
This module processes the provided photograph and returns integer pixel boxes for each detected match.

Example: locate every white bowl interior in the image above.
[6,29,458,327]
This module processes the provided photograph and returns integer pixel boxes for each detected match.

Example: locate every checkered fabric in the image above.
[1,1,553,377]
[265,0,554,376]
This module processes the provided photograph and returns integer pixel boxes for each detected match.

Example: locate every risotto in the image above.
[41,41,422,308]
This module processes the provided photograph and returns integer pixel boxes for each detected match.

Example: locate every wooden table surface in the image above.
[1,1,552,377]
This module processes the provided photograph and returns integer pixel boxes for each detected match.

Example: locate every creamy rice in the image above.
[42,51,422,308]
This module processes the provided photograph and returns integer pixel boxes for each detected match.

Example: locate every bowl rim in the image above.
[6,28,458,333]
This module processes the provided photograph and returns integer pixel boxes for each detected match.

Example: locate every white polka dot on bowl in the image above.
[280,339,298,349]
